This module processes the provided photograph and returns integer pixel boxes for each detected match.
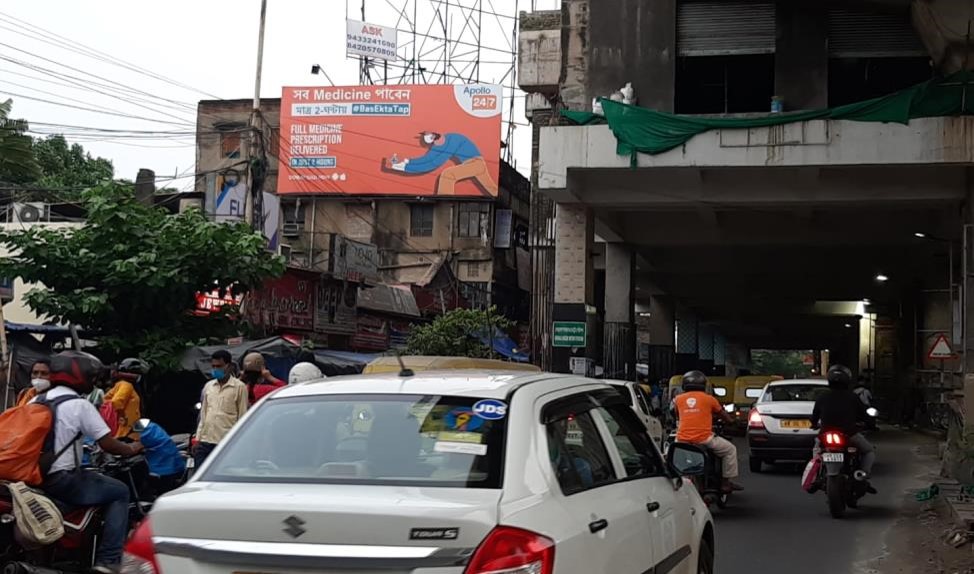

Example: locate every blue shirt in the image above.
[404,134,482,174]
[139,422,186,478]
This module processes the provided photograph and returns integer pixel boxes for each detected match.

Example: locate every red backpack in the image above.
[0,393,82,486]
[99,401,119,437]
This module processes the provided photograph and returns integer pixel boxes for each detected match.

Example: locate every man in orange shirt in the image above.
[673,370,742,492]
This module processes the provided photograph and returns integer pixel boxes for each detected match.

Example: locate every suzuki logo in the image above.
[283,515,307,539]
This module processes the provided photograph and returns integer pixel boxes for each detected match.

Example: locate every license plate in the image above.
[781,419,811,429]
[822,452,844,462]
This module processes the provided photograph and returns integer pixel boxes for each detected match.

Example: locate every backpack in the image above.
[0,394,83,486]
[6,481,64,546]
[98,400,119,437]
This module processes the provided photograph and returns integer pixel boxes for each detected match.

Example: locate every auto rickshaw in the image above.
[728,375,784,433]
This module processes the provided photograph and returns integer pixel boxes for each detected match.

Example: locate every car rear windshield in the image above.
[763,385,829,402]
[201,394,507,488]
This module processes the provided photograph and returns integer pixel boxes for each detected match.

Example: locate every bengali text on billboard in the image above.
[278,84,502,197]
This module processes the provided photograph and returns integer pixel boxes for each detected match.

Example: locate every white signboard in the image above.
[262,192,280,250]
[346,19,398,61]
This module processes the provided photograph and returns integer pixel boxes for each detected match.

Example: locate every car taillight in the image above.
[465,526,555,574]
[748,410,765,429]
[121,518,160,574]
[824,431,845,447]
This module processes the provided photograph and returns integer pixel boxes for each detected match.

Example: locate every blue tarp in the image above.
[4,321,75,335]
[477,328,530,363]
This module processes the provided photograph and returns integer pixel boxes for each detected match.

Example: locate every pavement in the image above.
[714,428,944,574]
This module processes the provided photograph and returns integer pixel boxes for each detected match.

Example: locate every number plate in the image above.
[781,419,812,429]
[822,452,844,462]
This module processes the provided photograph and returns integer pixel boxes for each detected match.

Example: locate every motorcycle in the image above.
[814,408,878,519]
[665,420,732,508]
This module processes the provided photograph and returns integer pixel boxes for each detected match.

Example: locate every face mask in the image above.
[211,368,226,381]
[31,378,50,393]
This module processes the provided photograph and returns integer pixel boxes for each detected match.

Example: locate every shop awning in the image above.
[358,283,422,318]
[477,328,530,363]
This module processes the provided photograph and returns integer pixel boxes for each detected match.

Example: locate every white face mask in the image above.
[31,378,51,393]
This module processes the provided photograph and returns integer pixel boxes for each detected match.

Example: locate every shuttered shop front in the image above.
[677,1,775,57]
[828,9,927,58]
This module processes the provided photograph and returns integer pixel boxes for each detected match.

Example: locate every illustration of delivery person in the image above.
[388,131,498,197]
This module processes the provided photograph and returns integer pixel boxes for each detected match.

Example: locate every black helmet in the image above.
[49,351,104,394]
[682,370,708,392]
[827,364,853,389]
[117,358,148,375]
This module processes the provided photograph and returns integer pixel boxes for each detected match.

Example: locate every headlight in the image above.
[724,404,735,413]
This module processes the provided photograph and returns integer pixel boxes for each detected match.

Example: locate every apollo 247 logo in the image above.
[472,399,507,420]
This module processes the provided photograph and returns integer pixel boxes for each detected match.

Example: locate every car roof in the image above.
[269,370,568,400]
[768,379,828,386]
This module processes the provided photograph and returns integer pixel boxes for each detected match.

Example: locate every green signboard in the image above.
[553,321,587,348]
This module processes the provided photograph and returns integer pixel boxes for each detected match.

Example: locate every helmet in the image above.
[682,370,708,392]
[827,364,853,389]
[288,362,323,385]
[117,358,148,375]
[50,351,105,394]
[242,352,266,373]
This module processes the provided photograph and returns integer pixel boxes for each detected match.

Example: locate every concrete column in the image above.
[603,243,636,380]
[553,203,595,374]
[774,2,828,111]
[675,310,698,374]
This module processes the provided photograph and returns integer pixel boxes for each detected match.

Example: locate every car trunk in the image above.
[757,401,817,435]
[151,482,500,573]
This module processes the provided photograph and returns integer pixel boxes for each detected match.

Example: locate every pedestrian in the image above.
[194,350,249,467]
[15,358,51,407]
[241,352,286,404]
[104,358,147,439]
[853,376,873,407]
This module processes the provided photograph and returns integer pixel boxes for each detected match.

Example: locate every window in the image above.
[202,394,507,488]
[675,55,775,114]
[828,58,932,107]
[762,384,829,403]
[220,131,241,159]
[409,204,434,237]
[268,127,281,159]
[745,388,764,399]
[545,412,616,495]
[457,202,490,238]
[282,200,306,229]
[713,387,728,398]
[591,406,665,479]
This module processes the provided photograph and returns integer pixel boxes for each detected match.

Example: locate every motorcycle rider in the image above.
[38,351,144,574]
[811,364,876,487]
[105,358,147,439]
[673,370,743,492]
[288,361,324,385]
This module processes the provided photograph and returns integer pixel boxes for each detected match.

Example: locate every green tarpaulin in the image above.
[562,72,974,164]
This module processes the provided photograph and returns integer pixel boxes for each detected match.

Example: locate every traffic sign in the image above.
[553,321,587,348]
[927,334,954,360]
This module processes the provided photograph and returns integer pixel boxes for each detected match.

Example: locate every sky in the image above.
[0,0,558,190]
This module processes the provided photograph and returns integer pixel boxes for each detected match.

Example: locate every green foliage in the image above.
[406,307,512,358]
[0,99,40,185]
[0,181,285,369]
[32,135,113,190]
[750,349,815,378]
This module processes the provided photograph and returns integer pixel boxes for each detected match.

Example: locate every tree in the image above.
[0,181,285,368]
[0,99,39,185]
[406,307,512,358]
[32,135,113,190]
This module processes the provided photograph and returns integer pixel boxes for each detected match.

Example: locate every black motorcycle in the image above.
[666,421,732,508]
[815,428,869,518]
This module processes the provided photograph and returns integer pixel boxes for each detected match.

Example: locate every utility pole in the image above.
[247,0,269,230]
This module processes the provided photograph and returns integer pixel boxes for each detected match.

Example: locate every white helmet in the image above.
[289,362,323,385]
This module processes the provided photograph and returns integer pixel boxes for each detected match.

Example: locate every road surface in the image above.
[714,428,939,574]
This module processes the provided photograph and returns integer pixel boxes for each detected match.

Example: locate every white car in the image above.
[606,380,665,449]
[124,371,715,574]
[747,379,830,472]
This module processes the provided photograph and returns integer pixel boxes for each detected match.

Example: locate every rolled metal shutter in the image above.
[677,1,776,57]
[828,9,927,58]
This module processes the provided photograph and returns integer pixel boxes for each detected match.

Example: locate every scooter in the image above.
[666,421,732,508]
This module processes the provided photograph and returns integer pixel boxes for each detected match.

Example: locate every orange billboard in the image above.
[278,84,502,197]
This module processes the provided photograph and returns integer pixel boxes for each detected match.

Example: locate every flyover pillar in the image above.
[552,203,596,374]
[647,296,676,381]
[603,243,636,380]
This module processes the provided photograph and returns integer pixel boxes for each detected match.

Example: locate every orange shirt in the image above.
[674,391,722,443]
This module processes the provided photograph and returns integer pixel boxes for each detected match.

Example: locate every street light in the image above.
[875,274,889,282]
[914,232,927,238]
[310,64,336,86]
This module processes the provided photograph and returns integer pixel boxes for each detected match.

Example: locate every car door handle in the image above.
[646,501,661,513]
[588,518,609,533]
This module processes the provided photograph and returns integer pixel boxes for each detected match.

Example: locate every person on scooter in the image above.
[38,351,144,574]
[811,364,876,487]
[673,370,743,492]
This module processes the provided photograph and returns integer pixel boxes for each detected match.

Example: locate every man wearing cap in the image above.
[389,131,498,197]
[241,352,287,404]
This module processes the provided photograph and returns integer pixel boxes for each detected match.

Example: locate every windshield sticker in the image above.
[434,441,488,456]
[445,408,485,432]
[438,431,484,444]
[472,399,507,420]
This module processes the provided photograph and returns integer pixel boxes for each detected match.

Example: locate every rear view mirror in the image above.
[668,444,706,476]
